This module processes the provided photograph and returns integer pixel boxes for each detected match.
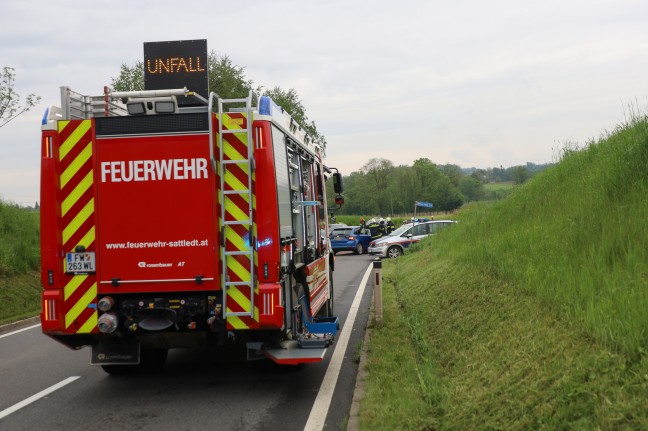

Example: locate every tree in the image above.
[511,165,530,184]
[0,67,41,128]
[412,158,463,212]
[362,158,393,190]
[110,62,145,92]
[353,158,393,215]
[208,53,255,99]
[110,53,326,152]
[439,163,463,187]
[264,86,326,152]
[459,175,485,202]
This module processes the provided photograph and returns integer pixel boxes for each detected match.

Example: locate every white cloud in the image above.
[1,0,647,204]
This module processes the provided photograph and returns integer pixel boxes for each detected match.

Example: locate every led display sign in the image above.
[144,39,208,107]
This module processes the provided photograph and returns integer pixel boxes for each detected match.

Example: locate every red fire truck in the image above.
[39,69,342,373]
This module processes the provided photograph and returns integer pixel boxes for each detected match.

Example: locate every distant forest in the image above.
[327,158,552,216]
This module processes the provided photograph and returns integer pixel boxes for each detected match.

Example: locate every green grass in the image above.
[483,182,514,200]
[361,257,648,430]
[0,201,41,325]
[360,115,648,429]
[0,271,41,325]
[0,202,40,276]
[483,182,514,191]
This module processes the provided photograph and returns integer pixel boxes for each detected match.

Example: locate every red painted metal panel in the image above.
[95,134,219,290]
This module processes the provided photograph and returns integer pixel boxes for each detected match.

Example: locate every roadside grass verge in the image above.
[0,271,41,326]
[0,201,39,276]
[439,116,648,359]
[360,254,648,430]
[360,262,441,430]
[360,115,648,429]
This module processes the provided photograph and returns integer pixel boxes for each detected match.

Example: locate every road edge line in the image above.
[304,262,374,431]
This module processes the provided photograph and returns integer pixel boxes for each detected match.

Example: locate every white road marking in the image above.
[0,323,41,339]
[304,262,374,431]
[0,376,80,420]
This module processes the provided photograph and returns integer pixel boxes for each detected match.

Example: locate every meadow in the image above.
[360,115,648,429]
[0,202,41,324]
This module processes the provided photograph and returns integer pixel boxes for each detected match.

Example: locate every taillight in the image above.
[348,236,355,240]
[44,298,57,321]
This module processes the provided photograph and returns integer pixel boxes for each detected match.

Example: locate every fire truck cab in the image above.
[39,84,342,373]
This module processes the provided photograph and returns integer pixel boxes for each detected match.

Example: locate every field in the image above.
[360,115,648,429]
[0,202,41,325]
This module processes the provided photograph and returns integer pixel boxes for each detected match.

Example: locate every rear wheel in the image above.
[387,246,402,258]
[354,243,364,255]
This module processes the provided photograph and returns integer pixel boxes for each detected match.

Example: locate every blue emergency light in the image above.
[259,95,282,116]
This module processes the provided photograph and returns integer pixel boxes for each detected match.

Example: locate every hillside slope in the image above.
[360,116,648,430]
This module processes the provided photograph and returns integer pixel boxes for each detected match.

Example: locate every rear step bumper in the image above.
[262,340,328,365]
[247,315,340,365]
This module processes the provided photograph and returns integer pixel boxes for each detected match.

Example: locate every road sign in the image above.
[415,201,434,209]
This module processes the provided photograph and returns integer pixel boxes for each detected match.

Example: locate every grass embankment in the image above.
[0,202,41,325]
[360,116,648,429]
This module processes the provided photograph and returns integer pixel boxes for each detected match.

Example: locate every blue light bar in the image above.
[259,95,282,116]
[41,107,49,125]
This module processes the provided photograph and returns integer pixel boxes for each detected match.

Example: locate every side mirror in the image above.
[334,194,344,205]
[406,234,413,239]
[332,172,343,194]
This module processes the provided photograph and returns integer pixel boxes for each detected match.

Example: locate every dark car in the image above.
[329,226,373,255]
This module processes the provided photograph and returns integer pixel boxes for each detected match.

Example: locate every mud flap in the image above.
[91,339,140,365]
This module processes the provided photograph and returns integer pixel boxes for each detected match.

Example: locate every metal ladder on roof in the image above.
[216,93,257,319]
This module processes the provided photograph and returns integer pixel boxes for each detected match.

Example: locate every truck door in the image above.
[94,117,218,290]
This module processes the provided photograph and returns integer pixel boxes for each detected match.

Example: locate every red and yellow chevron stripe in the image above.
[218,113,258,330]
[58,120,98,334]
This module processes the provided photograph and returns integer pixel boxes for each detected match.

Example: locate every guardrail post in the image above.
[373,259,383,325]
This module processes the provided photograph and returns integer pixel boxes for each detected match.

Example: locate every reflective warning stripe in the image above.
[58,120,97,334]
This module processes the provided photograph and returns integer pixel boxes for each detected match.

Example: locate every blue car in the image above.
[329,226,373,255]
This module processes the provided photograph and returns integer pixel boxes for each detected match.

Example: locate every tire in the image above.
[387,246,403,258]
[354,243,364,255]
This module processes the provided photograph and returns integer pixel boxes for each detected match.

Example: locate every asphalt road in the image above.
[0,253,376,431]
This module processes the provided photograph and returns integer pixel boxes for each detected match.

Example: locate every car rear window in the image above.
[332,228,353,237]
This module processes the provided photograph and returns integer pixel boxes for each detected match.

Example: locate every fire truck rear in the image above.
[39,50,342,373]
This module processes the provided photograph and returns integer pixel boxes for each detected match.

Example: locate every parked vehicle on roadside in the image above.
[38,39,344,373]
[368,220,456,258]
[328,223,348,235]
[330,226,373,255]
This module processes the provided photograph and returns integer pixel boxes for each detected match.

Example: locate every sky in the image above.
[1,0,647,206]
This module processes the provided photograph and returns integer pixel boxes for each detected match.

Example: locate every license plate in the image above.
[65,252,96,273]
